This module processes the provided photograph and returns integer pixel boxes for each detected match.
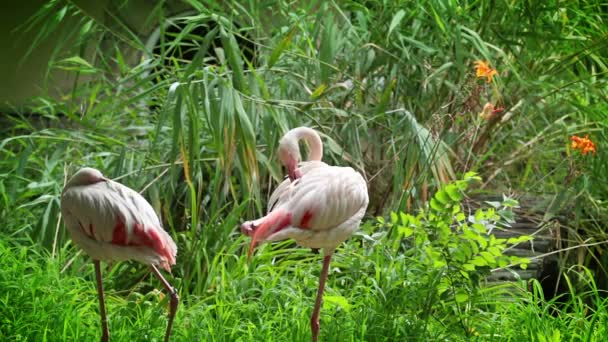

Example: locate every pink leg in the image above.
[150,265,179,342]
[311,253,332,342]
[93,260,110,342]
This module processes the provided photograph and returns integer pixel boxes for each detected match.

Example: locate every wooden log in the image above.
[463,194,566,283]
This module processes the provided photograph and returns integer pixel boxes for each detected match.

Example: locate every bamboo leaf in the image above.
[267,27,297,69]
[184,26,219,77]
[310,83,327,99]
[220,26,246,92]
[319,13,337,83]
[55,56,98,74]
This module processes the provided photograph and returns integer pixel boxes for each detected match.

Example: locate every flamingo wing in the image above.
[260,165,368,250]
[283,165,368,230]
[268,160,328,213]
[61,180,177,268]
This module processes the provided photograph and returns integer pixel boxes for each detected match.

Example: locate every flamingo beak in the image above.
[242,210,291,263]
[241,220,270,263]
[247,234,259,263]
[287,168,298,182]
[245,226,262,263]
[286,156,301,181]
[249,220,281,263]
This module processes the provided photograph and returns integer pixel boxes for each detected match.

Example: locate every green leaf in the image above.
[507,235,533,244]
[430,198,444,211]
[470,256,488,267]
[488,246,502,256]
[455,212,466,222]
[220,26,246,92]
[519,258,531,269]
[485,201,501,208]
[462,227,478,241]
[55,56,97,73]
[390,211,398,224]
[455,292,469,303]
[184,26,219,76]
[463,263,475,271]
[267,27,296,69]
[480,251,496,264]
[463,171,481,182]
[310,83,327,99]
[376,78,396,115]
[434,189,450,204]
[478,236,488,249]
[502,198,520,207]
[399,226,414,238]
[323,295,352,312]
[399,212,412,226]
[429,4,446,34]
[388,10,406,39]
[444,184,463,202]
[319,13,338,83]
[472,223,486,233]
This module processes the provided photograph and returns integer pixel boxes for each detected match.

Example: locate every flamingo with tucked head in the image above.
[61,168,178,342]
[241,127,369,342]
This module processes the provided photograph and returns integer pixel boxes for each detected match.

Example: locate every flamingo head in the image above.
[278,136,301,181]
[241,210,292,263]
[65,167,109,188]
[240,220,260,262]
[241,219,278,262]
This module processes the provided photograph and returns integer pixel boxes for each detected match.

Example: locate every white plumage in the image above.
[61,170,176,270]
[262,165,368,249]
[60,167,179,342]
[241,127,369,342]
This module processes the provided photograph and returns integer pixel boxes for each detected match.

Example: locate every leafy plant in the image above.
[379,172,531,337]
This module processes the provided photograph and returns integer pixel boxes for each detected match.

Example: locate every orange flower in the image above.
[570,135,596,155]
[474,61,498,83]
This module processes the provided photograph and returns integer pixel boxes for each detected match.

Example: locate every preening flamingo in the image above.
[241,127,369,342]
[60,168,178,342]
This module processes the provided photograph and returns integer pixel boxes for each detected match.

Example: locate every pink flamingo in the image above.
[241,127,369,342]
[60,168,178,342]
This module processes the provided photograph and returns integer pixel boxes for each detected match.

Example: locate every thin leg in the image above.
[311,253,332,342]
[150,265,179,342]
[94,260,110,342]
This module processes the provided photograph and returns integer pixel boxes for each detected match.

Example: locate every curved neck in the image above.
[292,127,323,161]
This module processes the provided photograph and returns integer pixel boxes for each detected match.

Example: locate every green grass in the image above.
[3,227,608,341]
[0,233,416,341]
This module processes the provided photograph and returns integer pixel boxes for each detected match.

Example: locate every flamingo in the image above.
[241,127,369,342]
[60,167,178,342]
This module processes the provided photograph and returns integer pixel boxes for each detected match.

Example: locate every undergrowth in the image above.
[2,176,607,341]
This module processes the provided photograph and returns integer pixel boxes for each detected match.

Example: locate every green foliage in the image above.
[2,198,606,341]
[378,173,531,336]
